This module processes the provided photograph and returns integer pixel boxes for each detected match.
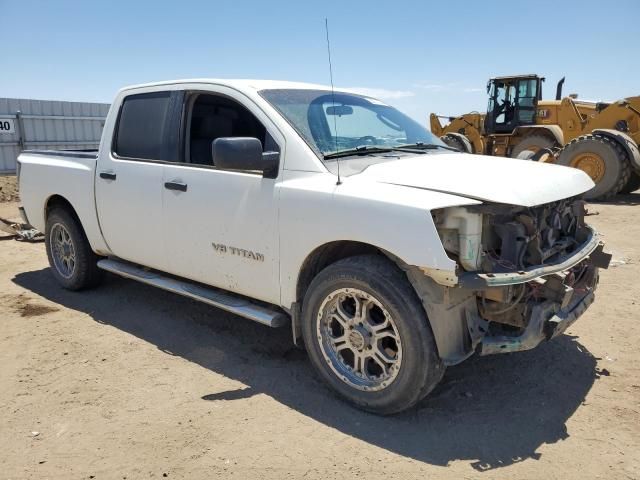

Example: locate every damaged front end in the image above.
[409,198,610,365]
[475,258,602,356]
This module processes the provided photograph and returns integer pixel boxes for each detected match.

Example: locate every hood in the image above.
[358,153,594,207]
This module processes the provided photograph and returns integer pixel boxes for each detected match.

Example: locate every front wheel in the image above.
[301,255,444,414]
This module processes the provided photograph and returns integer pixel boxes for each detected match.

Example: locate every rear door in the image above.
[95,90,181,270]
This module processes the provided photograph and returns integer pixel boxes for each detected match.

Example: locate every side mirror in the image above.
[211,137,279,178]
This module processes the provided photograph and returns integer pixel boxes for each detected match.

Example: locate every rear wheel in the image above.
[620,172,640,194]
[441,134,473,153]
[511,134,556,159]
[556,134,631,200]
[45,208,104,290]
[301,255,444,415]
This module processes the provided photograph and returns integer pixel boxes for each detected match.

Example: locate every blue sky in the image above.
[2,0,639,123]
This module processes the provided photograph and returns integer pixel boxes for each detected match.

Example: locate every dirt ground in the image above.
[0,175,19,203]
[1,180,639,479]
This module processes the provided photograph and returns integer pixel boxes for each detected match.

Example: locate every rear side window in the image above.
[114,92,172,160]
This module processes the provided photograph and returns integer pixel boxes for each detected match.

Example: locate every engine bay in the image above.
[475,197,590,272]
[433,197,592,274]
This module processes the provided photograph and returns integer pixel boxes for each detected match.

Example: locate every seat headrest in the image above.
[197,114,233,138]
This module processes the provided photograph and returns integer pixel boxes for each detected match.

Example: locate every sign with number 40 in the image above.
[0,119,16,134]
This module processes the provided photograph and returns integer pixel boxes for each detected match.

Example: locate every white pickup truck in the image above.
[17,79,611,414]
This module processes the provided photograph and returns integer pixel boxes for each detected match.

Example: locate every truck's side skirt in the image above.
[97,258,289,328]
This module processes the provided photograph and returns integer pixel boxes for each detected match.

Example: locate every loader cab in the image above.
[484,75,543,134]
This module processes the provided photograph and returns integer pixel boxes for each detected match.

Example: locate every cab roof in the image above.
[120,78,339,95]
[489,74,542,81]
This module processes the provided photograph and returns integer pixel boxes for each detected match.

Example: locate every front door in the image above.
[485,80,517,134]
[513,77,539,125]
[160,88,284,304]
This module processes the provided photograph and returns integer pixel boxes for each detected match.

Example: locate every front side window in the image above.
[259,89,442,159]
[186,93,278,166]
[114,92,173,160]
[490,81,516,125]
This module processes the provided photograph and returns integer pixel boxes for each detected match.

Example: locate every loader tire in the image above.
[620,172,640,194]
[556,134,631,201]
[45,208,104,290]
[441,134,473,153]
[511,134,556,159]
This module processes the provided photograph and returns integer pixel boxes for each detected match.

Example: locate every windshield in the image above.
[259,89,445,158]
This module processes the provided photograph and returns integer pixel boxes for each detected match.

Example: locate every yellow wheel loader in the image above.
[430,74,640,199]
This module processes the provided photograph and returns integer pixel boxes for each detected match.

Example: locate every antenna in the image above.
[325,18,342,185]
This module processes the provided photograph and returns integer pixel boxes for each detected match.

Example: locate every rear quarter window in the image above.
[114,92,173,160]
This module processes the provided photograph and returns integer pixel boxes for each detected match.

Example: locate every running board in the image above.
[97,258,289,328]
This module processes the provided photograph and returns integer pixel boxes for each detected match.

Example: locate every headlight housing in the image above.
[432,207,484,271]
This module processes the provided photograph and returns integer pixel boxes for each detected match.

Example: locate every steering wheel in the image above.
[355,135,378,146]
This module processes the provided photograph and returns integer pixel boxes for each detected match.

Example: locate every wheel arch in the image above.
[290,240,462,360]
[40,192,110,255]
[293,242,470,368]
[45,194,80,222]
[292,240,406,345]
[43,194,105,254]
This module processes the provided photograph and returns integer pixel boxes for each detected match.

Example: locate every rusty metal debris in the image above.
[0,217,43,242]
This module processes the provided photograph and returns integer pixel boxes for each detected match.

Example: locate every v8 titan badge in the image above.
[212,243,264,262]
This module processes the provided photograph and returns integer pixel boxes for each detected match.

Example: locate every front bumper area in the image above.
[479,285,594,356]
[405,239,609,366]
[474,250,604,357]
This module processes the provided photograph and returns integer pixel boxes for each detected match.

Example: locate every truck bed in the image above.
[17,148,109,253]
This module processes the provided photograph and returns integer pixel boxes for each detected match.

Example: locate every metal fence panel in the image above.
[0,98,110,173]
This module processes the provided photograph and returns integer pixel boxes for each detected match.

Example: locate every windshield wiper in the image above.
[396,142,460,152]
[323,142,459,160]
[323,145,396,160]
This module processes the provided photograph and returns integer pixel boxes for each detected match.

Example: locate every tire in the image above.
[556,134,631,200]
[301,254,444,414]
[510,134,556,159]
[516,150,536,160]
[620,172,640,194]
[441,134,472,153]
[45,208,104,290]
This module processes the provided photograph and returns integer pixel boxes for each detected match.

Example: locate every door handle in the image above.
[164,181,188,192]
[99,171,117,180]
